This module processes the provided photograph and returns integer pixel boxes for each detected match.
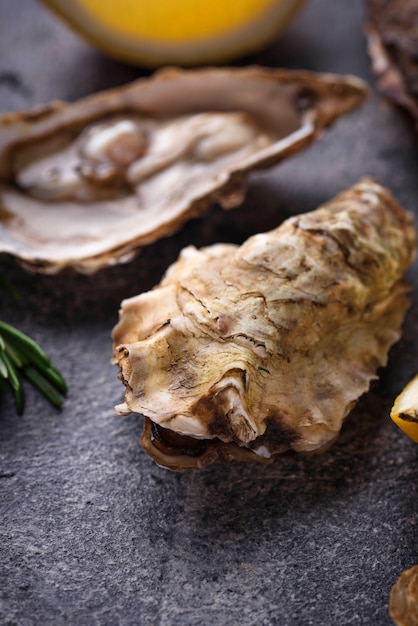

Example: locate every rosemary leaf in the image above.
[12,381,25,415]
[4,340,26,369]
[1,349,22,391]
[0,321,50,368]
[24,366,64,409]
[0,353,9,379]
[0,350,24,413]
[43,364,68,395]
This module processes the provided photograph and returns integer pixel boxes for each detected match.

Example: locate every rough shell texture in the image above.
[366,0,418,125]
[0,66,367,273]
[112,179,416,471]
[390,565,418,626]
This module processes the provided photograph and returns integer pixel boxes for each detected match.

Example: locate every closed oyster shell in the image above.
[0,66,366,273]
[112,179,416,471]
[390,565,418,626]
[366,0,418,125]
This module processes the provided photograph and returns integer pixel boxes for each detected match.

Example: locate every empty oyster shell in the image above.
[0,66,367,273]
[366,0,418,126]
[112,179,416,471]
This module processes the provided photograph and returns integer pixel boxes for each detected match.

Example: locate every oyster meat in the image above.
[366,0,418,125]
[112,179,416,471]
[0,67,367,273]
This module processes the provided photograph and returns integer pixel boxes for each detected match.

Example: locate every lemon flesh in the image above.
[40,0,307,66]
[391,374,418,443]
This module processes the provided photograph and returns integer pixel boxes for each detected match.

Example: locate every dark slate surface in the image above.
[1,1,418,625]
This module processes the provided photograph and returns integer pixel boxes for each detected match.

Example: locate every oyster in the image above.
[366,0,418,125]
[112,179,416,471]
[390,565,418,626]
[0,66,367,273]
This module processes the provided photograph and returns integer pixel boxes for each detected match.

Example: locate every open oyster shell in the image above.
[0,66,367,273]
[112,179,416,471]
[366,0,418,126]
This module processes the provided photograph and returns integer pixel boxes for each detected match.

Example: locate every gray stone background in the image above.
[1,1,418,625]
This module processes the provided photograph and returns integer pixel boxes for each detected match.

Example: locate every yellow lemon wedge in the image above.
[40,0,307,67]
[391,374,418,443]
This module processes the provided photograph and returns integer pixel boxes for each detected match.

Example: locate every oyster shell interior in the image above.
[112,179,416,471]
[0,67,367,273]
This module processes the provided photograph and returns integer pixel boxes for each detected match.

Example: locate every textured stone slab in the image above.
[1,1,418,625]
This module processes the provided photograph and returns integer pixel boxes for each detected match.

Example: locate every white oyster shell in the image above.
[0,66,366,273]
[112,179,416,471]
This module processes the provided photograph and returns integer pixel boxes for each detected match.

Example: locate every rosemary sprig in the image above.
[0,262,67,414]
[0,320,67,414]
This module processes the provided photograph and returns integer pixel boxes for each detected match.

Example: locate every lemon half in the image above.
[40,0,307,67]
[391,374,418,443]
